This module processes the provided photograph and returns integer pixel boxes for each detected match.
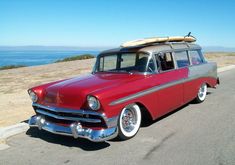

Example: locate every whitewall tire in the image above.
[117,104,141,140]
[194,83,207,103]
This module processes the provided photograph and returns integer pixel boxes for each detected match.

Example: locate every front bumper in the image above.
[28,115,118,142]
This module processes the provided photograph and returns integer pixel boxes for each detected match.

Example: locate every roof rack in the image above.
[121,34,196,48]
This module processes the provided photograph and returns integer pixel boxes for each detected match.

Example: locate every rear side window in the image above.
[189,50,204,65]
[157,52,174,71]
[174,51,190,68]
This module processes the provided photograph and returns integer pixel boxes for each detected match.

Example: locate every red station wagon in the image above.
[28,36,219,142]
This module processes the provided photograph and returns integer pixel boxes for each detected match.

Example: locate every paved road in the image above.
[1,69,235,165]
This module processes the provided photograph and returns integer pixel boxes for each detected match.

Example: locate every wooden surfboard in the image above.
[121,36,196,47]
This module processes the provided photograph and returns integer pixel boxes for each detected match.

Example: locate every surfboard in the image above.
[121,36,196,47]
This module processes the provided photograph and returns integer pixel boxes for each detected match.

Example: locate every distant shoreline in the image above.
[0,50,99,68]
[0,54,96,70]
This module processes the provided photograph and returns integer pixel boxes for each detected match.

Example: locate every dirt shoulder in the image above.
[0,53,235,127]
[204,52,235,67]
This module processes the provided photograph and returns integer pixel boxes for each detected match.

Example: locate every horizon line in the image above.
[0,45,235,48]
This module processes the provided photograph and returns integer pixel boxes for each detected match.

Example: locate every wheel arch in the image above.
[206,82,212,88]
[203,77,218,88]
[135,102,153,126]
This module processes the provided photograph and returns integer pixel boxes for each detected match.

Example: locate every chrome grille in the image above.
[33,103,103,124]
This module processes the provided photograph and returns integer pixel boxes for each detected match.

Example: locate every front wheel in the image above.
[194,83,207,103]
[117,104,141,140]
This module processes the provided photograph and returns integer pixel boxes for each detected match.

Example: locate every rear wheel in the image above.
[194,83,207,103]
[117,104,141,140]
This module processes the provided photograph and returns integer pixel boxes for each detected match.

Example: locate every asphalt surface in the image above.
[1,69,235,165]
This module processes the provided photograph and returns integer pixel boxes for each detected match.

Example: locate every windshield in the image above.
[94,52,155,73]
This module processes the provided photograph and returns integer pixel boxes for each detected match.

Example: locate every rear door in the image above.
[151,52,187,117]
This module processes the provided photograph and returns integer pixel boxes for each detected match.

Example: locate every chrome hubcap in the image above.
[121,108,137,132]
[198,84,207,100]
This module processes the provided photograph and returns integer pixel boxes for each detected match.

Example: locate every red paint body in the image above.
[31,67,217,123]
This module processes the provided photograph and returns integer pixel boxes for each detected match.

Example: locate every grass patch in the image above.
[0,65,26,70]
[55,54,95,63]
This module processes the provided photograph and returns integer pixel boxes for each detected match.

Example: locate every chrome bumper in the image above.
[28,115,118,142]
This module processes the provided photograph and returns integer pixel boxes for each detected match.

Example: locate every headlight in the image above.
[28,90,38,102]
[87,96,100,110]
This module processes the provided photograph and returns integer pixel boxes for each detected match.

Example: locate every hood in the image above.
[39,73,143,109]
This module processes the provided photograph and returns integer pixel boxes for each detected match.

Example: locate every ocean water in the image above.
[0,50,99,67]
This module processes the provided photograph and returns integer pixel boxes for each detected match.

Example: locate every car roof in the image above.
[99,42,201,56]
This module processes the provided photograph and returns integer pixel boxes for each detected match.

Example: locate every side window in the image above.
[174,51,190,68]
[157,52,174,71]
[189,50,204,65]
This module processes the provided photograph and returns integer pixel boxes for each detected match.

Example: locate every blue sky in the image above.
[0,0,235,47]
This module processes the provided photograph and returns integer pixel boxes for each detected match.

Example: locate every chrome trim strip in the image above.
[110,78,185,106]
[36,109,102,123]
[110,63,217,106]
[110,76,215,106]
[28,115,118,142]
